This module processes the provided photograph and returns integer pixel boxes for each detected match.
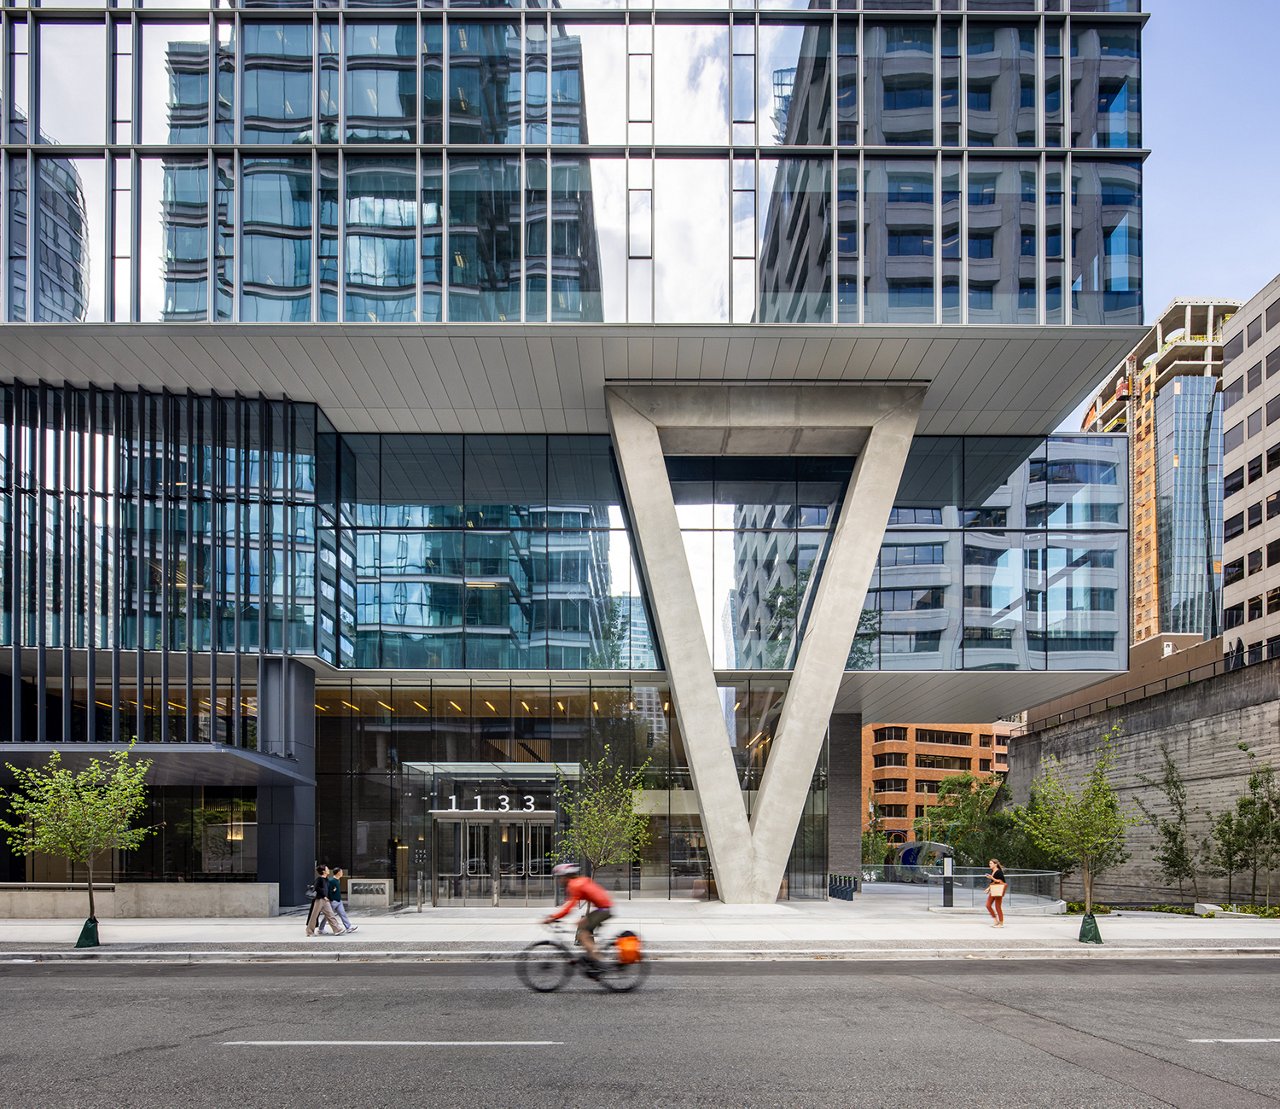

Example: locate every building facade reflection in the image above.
[7,6,1142,326]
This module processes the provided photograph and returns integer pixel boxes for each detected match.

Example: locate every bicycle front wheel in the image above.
[597,940,652,993]
[516,941,574,993]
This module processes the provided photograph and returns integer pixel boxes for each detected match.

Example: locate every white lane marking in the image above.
[1188,1039,1280,1044]
[223,1040,563,1047]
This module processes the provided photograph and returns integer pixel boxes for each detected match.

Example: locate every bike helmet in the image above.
[551,863,580,877]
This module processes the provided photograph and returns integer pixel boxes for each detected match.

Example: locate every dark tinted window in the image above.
[1224,422,1243,454]
[1247,316,1262,344]
[1224,558,1244,587]
[1223,333,1244,363]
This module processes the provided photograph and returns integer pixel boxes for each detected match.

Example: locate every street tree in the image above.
[862,791,890,866]
[914,772,1060,873]
[1202,807,1251,903]
[913,772,1002,866]
[1012,725,1136,917]
[1134,743,1202,901]
[0,745,154,944]
[552,746,652,877]
[1236,743,1280,906]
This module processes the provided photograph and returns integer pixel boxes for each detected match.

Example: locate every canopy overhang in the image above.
[0,322,1144,437]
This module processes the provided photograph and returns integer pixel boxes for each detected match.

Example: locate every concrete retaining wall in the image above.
[1007,658,1280,905]
[0,882,280,918]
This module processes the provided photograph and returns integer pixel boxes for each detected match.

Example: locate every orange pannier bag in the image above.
[614,930,643,965]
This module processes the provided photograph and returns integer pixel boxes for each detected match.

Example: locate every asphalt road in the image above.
[2,959,1279,1109]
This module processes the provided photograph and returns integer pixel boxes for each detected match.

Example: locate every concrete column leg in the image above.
[607,384,922,904]
[749,402,921,901]
[607,397,756,904]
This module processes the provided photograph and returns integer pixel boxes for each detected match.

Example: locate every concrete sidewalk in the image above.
[2,894,1279,962]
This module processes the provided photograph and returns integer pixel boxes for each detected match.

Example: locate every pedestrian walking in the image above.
[985,858,1007,928]
[318,866,358,934]
[306,865,347,937]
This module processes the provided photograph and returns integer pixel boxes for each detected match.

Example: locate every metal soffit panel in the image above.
[306,666,1109,725]
[831,670,1116,724]
[0,744,312,787]
[0,324,1144,437]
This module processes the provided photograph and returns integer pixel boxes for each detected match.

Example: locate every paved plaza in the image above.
[3,890,1278,961]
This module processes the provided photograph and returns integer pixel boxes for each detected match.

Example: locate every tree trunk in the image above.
[86,857,96,920]
[1082,861,1092,916]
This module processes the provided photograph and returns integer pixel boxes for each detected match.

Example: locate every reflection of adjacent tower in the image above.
[160,43,214,321]
[861,159,933,324]
[539,504,612,668]
[861,23,932,146]
[731,504,802,670]
[547,25,603,321]
[616,594,658,672]
[755,26,831,324]
[1071,160,1141,325]
[966,164,1037,325]
[31,159,91,322]
[8,118,91,322]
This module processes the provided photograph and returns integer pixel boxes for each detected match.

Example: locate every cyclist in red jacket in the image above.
[545,863,613,970]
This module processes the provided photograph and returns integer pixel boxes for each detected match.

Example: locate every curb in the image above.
[3,946,1280,965]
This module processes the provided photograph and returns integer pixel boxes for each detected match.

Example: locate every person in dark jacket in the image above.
[306,865,346,937]
[317,866,358,934]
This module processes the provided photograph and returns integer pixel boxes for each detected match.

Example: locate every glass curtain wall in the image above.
[314,676,826,902]
[850,434,1129,673]
[1,7,1144,326]
[1154,378,1223,639]
[0,382,325,747]
[342,433,657,671]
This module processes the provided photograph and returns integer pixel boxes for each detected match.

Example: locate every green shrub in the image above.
[1224,904,1280,919]
[1066,901,1111,915]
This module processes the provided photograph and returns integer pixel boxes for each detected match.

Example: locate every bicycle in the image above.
[515,922,651,993]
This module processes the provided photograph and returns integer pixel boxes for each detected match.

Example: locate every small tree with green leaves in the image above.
[0,745,155,924]
[913,772,1002,866]
[1012,725,1136,916]
[1134,743,1201,901]
[552,746,652,877]
[1236,743,1280,906]
[1203,807,1251,903]
[862,792,890,866]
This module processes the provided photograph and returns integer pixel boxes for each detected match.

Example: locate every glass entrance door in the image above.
[431,814,555,906]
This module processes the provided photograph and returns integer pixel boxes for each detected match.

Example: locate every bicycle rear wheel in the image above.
[515,941,574,993]
[597,939,651,992]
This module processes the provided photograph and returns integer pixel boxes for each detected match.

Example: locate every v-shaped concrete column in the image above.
[606,385,924,904]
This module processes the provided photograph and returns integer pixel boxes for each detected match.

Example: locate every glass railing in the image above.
[850,864,1061,911]
[925,868,1060,909]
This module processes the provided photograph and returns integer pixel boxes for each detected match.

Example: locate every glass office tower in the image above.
[0,0,1145,904]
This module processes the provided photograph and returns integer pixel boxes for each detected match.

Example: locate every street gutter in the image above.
[3,946,1280,965]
